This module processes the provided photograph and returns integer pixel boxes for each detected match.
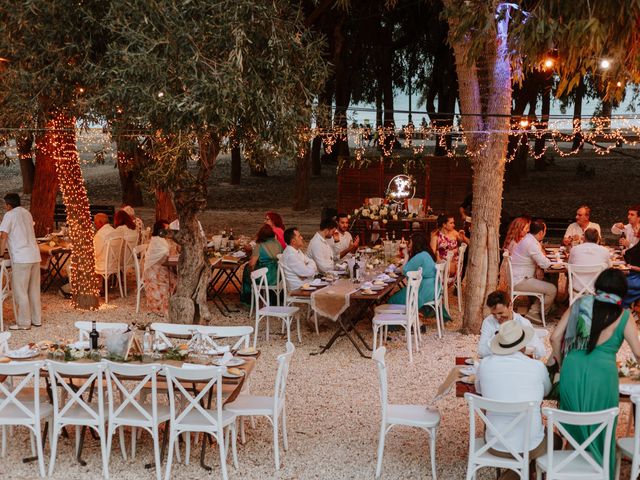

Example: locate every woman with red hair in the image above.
[265,211,286,249]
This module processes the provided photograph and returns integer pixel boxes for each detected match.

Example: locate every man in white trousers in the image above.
[0,193,41,330]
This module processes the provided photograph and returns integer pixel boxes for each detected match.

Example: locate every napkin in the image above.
[218,352,234,366]
[310,278,324,286]
[336,262,347,271]
[181,363,211,369]
[16,345,36,354]
[377,274,391,282]
[205,345,230,355]
[232,251,247,258]
[361,281,373,289]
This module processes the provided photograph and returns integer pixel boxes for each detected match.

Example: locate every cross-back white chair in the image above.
[75,321,129,342]
[374,347,440,479]
[0,331,9,353]
[251,267,300,347]
[567,263,607,305]
[442,251,454,316]
[505,253,547,327]
[225,342,295,470]
[249,259,284,318]
[96,232,124,303]
[0,260,15,331]
[372,269,422,363]
[104,361,169,480]
[150,323,253,351]
[537,406,618,480]
[132,244,147,313]
[164,364,238,480]
[0,361,50,477]
[120,228,140,297]
[277,255,319,335]
[465,392,538,480]
[456,244,467,313]
[616,395,640,480]
[47,361,109,479]
[424,261,447,339]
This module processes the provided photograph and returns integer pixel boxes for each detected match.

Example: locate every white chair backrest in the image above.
[47,361,106,426]
[465,393,538,463]
[103,232,124,274]
[276,254,289,303]
[251,267,271,312]
[0,361,45,426]
[405,269,422,323]
[457,244,467,274]
[273,342,295,414]
[542,406,618,478]
[75,321,129,342]
[630,395,640,467]
[164,365,225,431]
[434,261,446,302]
[133,244,148,283]
[150,323,253,351]
[567,263,607,305]
[105,361,162,425]
[0,259,11,298]
[0,331,10,354]
[373,347,388,419]
[121,228,139,269]
[505,253,516,291]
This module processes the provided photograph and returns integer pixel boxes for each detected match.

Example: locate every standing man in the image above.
[307,218,337,274]
[0,193,41,330]
[612,205,640,248]
[563,205,601,246]
[332,213,360,259]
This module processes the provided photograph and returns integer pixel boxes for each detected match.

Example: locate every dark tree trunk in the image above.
[293,144,311,211]
[116,146,144,207]
[375,89,383,129]
[31,126,59,237]
[380,23,395,152]
[572,76,585,151]
[230,145,241,185]
[15,134,35,194]
[534,74,552,169]
[155,189,176,222]
[312,85,333,176]
[329,17,350,161]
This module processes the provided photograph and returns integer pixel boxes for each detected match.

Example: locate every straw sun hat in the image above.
[490,320,534,355]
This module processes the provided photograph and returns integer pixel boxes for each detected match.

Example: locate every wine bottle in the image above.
[89,321,99,350]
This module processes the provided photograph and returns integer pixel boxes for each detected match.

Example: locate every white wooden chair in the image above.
[132,244,148,313]
[164,364,238,480]
[224,342,295,470]
[250,267,299,347]
[250,258,284,318]
[374,347,440,479]
[465,392,539,480]
[424,261,447,339]
[120,228,140,297]
[0,361,50,477]
[47,361,109,479]
[104,361,169,480]
[442,251,454,316]
[96,232,124,303]
[456,244,467,313]
[75,321,129,342]
[0,260,15,331]
[277,255,319,335]
[505,253,547,327]
[616,395,640,480]
[150,323,253,351]
[537,406,618,480]
[372,269,422,363]
[567,263,608,305]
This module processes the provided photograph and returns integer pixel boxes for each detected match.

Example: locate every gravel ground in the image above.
[0,287,636,480]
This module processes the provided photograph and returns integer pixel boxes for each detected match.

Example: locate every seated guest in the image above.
[114,209,137,233]
[478,291,546,359]
[265,211,287,249]
[430,213,468,280]
[503,216,531,254]
[93,213,116,272]
[563,205,601,246]
[282,227,317,290]
[121,205,144,235]
[612,205,640,249]
[568,228,611,293]
[388,233,438,309]
[332,213,359,259]
[307,218,337,274]
[510,220,556,323]
[143,220,177,314]
[475,321,552,480]
[240,224,283,304]
[623,241,640,307]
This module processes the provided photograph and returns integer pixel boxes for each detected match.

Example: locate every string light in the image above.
[600,59,611,70]
[543,58,554,69]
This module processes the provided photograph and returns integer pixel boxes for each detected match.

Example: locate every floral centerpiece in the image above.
[352,198,422,223]
[619,358,640,379]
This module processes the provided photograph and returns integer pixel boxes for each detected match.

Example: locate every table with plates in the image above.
[289,269,400,358]
[37,237,72,292]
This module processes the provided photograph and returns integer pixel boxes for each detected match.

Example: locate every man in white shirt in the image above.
[332,213,359,259]
[568,228,611,293]
[475,321,552,479]
[612,205,640,249]
[563,205,601,246]
[510,220,556,322]
[478,291,546,359]
[281,227,317,290]
[0,194,42,329]
[307,218,337,274]
[93,213,116,272]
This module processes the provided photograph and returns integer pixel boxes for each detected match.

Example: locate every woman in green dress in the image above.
[550,268,640,478]
[240,224,283,305]
[388,233,437,308]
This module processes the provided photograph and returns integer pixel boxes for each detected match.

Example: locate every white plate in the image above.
[6,349,39,360]
[459,376,475,385]
[223,370,245,379]
[370,285,384,291]
[214,358,246,367]
[550,263,565,270]
[359,290,376,295]
[464,358,476,365]
[301,286,316,291]
[460,366,476,376]
[236,348,258,356]
[310,282,328,287]
[620,384,640,396]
